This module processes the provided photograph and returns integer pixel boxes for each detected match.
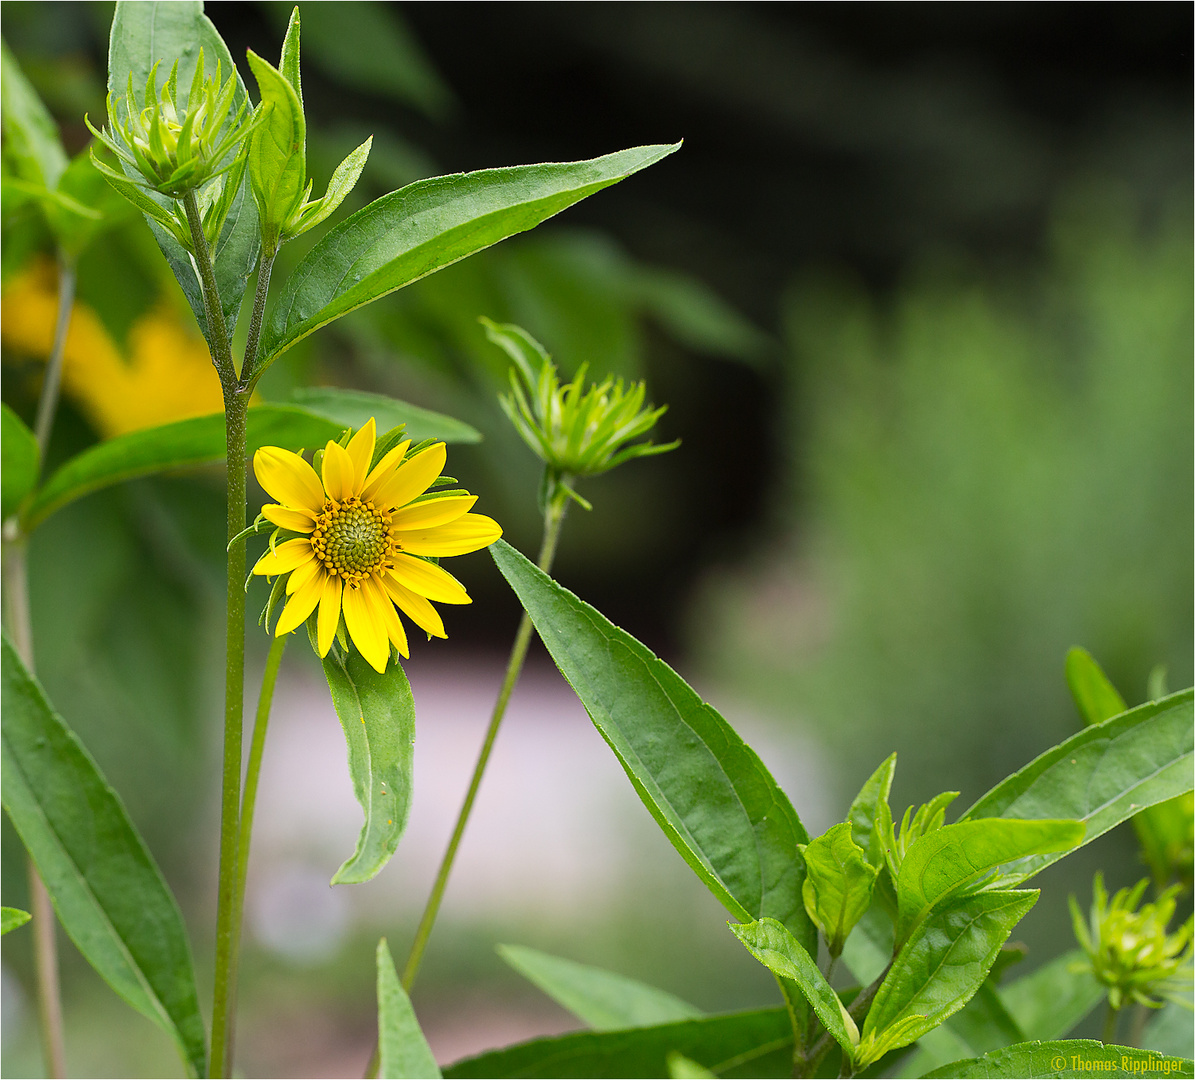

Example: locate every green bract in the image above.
[485,319,679,509]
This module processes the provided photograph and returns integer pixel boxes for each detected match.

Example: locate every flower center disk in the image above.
[311,498,392,583]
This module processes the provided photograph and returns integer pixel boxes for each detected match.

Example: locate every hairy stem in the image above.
[32,257,75,460]
[182,189,238,385]
[239,249,276,390]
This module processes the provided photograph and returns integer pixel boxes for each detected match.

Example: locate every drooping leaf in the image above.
[106,1,260,341]
[1,633,206,1077]
[1065,647,1127,726]
[895,819,1083,944]
[960,691,1194,880]
[729,918,857,1057]
[498,944,702,1031]
[258,143,681,367]
[490,540,813,946]
[321,646,416,884]
[801,822,879,957]
[920,1040,1194,1079]
[1,39,68,190]
[848,752,897,868]
[0,907,31,935]
[289,387,481,445]
[22,405,349,531]
[1,403,38,520]
[861,890,1038,1063]
[442,1007,793,1079]
[1000,949,1105,1041]
[376,938,440,1079]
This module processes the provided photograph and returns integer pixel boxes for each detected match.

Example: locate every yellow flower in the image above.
[252,418,502,672]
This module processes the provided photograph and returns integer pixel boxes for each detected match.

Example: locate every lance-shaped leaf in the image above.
[321,646,415,884]
[498,945,702,1031]
[443,1007,793,1079]
[800,823,878,957]
[289,387,481,445]
[1,40,67,190]
[1001,949,1105,1041]
[376,938,440,1079]
[245,48,306,249]
[960,691,1194,880]
[258,143,681,367]
[1065,647,1127,726]
[729,918,858,1057]
[921,1040,1195,1079]
[858,890,1038,1068]
[894,819,1083,945]
[1,907,31,935]
[848,752,897,868]
[1,634,206,1077]
[490,540,813,948]
[106,1,260,341]
[1,403,38,520]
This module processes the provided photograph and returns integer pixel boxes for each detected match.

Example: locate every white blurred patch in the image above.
[1,964,26,1049]
[248,862,351,965]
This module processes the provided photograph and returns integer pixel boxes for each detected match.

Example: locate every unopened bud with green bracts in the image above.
[484,318,679,512]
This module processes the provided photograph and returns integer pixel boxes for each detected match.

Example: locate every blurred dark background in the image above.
[1,3,1191,1076]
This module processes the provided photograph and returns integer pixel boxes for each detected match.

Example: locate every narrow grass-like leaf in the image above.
[490,540,813,947]
[1,40,67,189]
[861,890,1037,1061]
[376,938,441,1079]
[321,648,415,884]
[259,143,681,366]
[895,819,1083,944]
[1,403,38,520]
[442,1007,793,1079]
[499,945,702,1030]
[1,634,206,1076]
[1,907,31,935]
[960,691,1194,880]
[106,1,260,339]
[1065,647,1127,725]
[729,918,856,1056]
[1000,949,1104,1041]
[22,405,349,530]
[290,387,481,444]
[920,1040,1194,1079]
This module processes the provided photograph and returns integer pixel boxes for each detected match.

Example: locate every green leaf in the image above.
[498,944,702,1031]
[1065,647,1127,726]
[289,387,481,444]
[848,752,897,868]
[2,403,38,520]
[489,539,813,947]
[960,691,1194,880]
[376,938,441,1079]
[842,904,895,986]
[47,149,132,257]
[442,1007,793,1079]
[895,819,1083,945]
[1,633,206,1076]
[1,906,31,935]
[666,1051,717,1079]
[1143,1001,1195,1059]
[259,143,682,367]
[729,918,857,1057]
[286,136,372,240]
[1,40,68,190]
[860,890,1037,1063]
[278,6,302,102]
[245,48,305,247]
[22,404,349,531]
[1000,949,1104,1041]
[920,1040,1194,1079]
[800,823,878,956]
[320,647,415,884]
[106,1,261,340]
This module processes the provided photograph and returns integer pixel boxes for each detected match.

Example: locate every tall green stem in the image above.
[1102,1000,1120,1044]
[33,257,75,456]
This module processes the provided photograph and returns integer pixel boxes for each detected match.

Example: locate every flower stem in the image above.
[32,257,75,459]
[240,249,276,390]
[1102,999,1120,1044]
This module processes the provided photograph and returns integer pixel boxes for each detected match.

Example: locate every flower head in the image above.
[1070,874,1194,1011]
[252,419,502,672]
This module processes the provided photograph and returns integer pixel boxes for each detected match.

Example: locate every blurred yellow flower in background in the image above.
[1,257,227,436]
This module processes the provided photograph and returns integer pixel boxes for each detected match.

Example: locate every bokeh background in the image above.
[1,3,1191,1076]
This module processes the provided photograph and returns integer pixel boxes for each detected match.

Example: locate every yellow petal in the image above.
[368,443,446,511]
[389,494,476,531]
[394,513,503,557]
[368,575,410,657]
[321,440,356,502]
[262,503,315,533]
[286,553,322,596]
[388,554,471,605]
[254,447,325,513]
[275,567,323,635]
[317,574,343,657]
[361,440,411,501]
[382,576,446,639]
[343,580,391,672]
[252,537,314,576]
[345,418,376,491]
